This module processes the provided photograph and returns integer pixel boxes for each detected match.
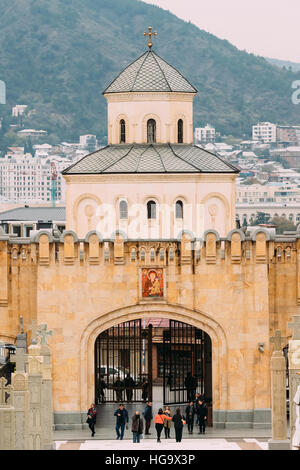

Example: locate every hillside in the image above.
[266,58,300,72]
[0,0,300,146]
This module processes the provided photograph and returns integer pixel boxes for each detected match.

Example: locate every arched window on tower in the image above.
[119,200,128,219]
[175,200,183,219]
[147,119,156,143]
[147,200,156,219]
[178,119,183,143]
[120,119,126,143]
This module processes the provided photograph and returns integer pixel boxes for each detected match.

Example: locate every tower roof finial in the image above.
[144,26,157,50]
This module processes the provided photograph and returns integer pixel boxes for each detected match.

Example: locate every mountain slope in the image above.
[0,0,299,144]
[266,58,300,72]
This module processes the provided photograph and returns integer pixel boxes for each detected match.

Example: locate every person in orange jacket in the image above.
[154,408,172,442]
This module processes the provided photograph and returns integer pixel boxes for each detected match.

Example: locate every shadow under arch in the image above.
[79,303,228,415]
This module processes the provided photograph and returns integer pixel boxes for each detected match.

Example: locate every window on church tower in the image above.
[176,200,183,219]
[178,119,183,143]
[119,200,128,219]
[147,119,156,143]
[147,200,156,219]
[120,119,126,143]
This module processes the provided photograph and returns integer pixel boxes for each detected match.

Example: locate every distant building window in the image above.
[175,200,183,219]
[178,119,183,143]
[147,119,156,143]
[119,200,128,219]
[147,200,156,219]
[120,120,126,143]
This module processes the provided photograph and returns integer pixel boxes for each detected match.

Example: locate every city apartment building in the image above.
[0,154,68,203]
[252,122,277,143]
[276,125,300,145]
[194,124,216,143]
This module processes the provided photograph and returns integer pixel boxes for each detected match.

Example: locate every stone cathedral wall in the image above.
[0,228,299,428]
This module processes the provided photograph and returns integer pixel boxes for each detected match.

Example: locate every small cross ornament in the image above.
[144,26,157,50]
[37,324,53,346]
[270,330,287,351]
[28,319,38,344]
[287,315,300,340]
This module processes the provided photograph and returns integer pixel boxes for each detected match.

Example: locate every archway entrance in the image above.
[94,317,212,422]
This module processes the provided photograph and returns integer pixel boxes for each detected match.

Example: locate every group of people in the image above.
[87,396,208,442]
[98,374,151,404]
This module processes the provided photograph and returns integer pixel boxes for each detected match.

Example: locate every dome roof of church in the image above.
[103,50,197,94]
[63,144,239,175]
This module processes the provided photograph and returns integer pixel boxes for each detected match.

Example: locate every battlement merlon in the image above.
[0,228,299,268]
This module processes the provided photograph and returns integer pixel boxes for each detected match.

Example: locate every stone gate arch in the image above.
[79,303,228,416]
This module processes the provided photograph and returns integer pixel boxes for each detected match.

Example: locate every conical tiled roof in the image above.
[103,51,197,94]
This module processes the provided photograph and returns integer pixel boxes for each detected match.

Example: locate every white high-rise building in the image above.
[252,122,277,143]
[0,153,69,203]
[194,124,216,143]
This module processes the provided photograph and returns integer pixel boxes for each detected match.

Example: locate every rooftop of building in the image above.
[103,49,197,94]
[0,206,66,222]
[62,143,239,175]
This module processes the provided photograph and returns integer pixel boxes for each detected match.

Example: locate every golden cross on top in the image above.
[144,26,157,50]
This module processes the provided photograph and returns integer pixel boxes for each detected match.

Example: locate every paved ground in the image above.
[55,438,269,451]
[54,386,276,450]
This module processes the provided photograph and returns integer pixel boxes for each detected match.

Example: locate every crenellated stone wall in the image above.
[0,228,299,429]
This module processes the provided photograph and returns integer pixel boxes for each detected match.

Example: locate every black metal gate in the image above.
[95,320,152,403]
[163,320,212,405]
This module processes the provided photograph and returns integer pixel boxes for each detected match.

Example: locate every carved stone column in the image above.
[27,343,43,450]
[268,330,290,450]
[11,334,28,450]
[40,343,54,450]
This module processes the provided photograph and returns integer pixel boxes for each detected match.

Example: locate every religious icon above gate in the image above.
[142,268,164,298]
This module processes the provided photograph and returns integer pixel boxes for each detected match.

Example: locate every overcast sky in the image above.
[142,0,300,62]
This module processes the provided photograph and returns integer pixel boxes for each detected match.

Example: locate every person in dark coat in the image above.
[172,408,186,443]
[185,372,197,402]
[98,376,106,403]
[141,378,149,402]
[196,399,208,434]
[124,374,135,402]
[114,376,124,402]
[143,401,153,435]
[185,401,196,434]
[131,411,144,443]
[87,403,97,437]
[114,404,129,440]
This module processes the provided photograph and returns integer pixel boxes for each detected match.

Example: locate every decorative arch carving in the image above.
[73,194,102,237]
[201,193,231,236]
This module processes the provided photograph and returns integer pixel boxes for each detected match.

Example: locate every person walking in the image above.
[194,393,200,425]
[185,401,196,434]
[132,411,144,443]
[196,399,208,434]
[172,408,186,443]
[163,406,172,439]
[114,403,129,440]
[124,373,135,402]
[143,401,153,435]
[154,408,172,442]
[87,403,97,437]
